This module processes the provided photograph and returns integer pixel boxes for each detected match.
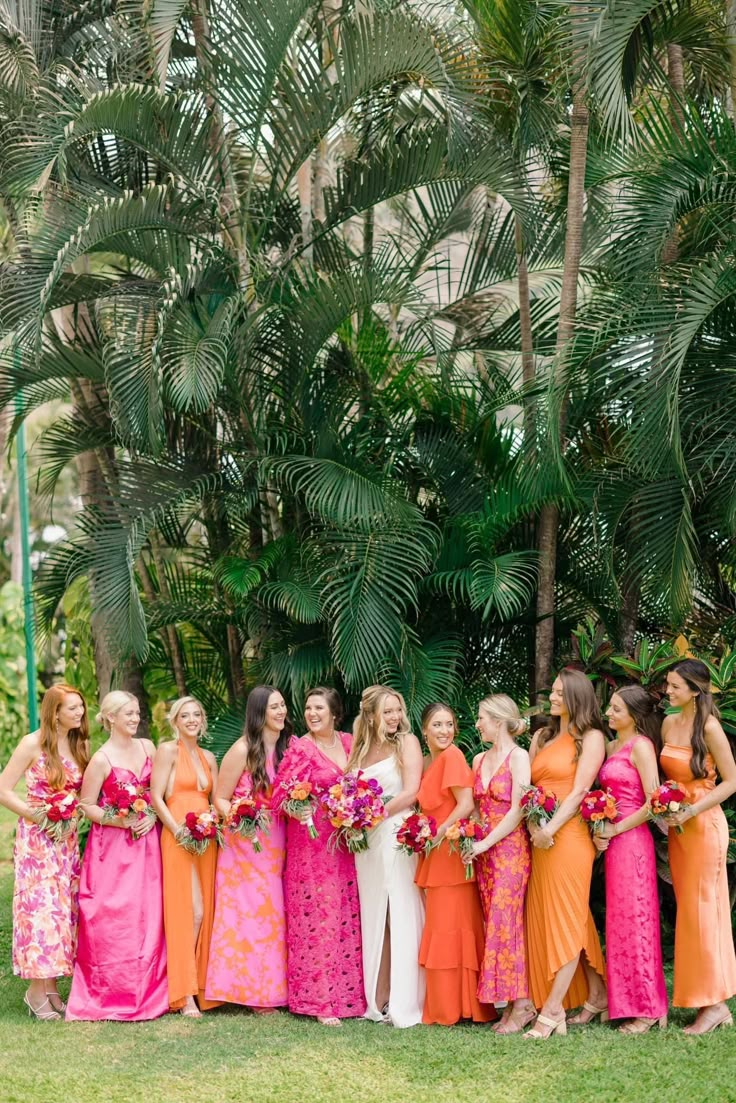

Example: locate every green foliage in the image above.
[0,583,33,765]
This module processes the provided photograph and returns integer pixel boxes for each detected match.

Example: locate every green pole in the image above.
[15,347,38,731]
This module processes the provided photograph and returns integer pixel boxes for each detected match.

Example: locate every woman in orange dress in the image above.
[151,696,219,1016]
[415,702,494,1026]
[524,669,607,1039]
[660,660,736,1034]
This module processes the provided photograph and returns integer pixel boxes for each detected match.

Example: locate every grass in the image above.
[1,805,735,1103]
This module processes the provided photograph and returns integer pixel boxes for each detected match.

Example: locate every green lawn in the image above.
[1,805,734,1103]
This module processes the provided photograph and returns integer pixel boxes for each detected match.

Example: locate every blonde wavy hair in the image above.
[167,696,208,740]
[478,694,528,738]
[348,685,411,771]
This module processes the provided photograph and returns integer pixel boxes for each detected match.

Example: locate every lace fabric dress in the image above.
[273,734,365,1018]
[13,753,82,979]
[474,752,531,1003]
[599,738,667,1020]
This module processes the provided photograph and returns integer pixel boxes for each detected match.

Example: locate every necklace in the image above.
[312,730,338,750]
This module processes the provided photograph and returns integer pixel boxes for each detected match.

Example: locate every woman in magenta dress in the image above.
[205,685,290,1009]
[0,684,89,1020]
[594,685,668,1032]
[66,691,168,1021]
[273,686,365,1026]
[471,694,534,1034]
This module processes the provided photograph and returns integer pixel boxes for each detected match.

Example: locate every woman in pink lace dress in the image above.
[594,685,668,1032]
[273,686,365,1026]
[0,685,89,1020]
[471,694,534,1034]
[206,685,290,1009]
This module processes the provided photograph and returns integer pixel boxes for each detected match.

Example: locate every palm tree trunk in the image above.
[534,17,590,700]
[515,215,535,446]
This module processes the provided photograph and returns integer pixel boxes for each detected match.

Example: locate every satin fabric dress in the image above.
[161,742,219,1011]
[416,744,494,1025]
[354,754,425,1027]
[205,755,287,1007]
[66,756,168,1020]
[273,734,365,1019]
[13,753,82,979]
[524,731,606,1011]
[474,752,531,1003]
[599,738,667,1020]
[661,743,736,1008]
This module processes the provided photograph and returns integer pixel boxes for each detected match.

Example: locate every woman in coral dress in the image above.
[205,685,290,1009]
[471,694,534,1034]
[0,684,89,1019]
[151,696,219,1016]
[660,659,736,1034]
[273,686,365,1026]
[416,702,494,1026]
[350,685,425,1027]
[594,685,668,1032]
[67,691,168,1021]
[524,669,607,1039]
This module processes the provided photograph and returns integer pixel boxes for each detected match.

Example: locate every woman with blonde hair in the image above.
[151,696,219,1017]
[0,684,89,1018]
[471,694,534,1033]
[67,691,168,1021]
[350,685,425,1027]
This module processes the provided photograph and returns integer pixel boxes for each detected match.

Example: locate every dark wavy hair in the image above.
[614,684,662,759]
[538,669,605,760]
[672,659,718,780]
[243,686,292,794]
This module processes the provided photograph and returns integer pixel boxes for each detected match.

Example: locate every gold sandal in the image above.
[619,1016,667,1034]
[524,1012,567,1039]
[568,1000,609,1025]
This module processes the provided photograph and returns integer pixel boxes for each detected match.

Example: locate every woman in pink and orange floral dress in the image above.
[0,684,90,1020]
[206,686,291,1009]
[471,694,534,1034]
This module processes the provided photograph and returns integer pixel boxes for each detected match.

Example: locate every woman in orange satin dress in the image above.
[660,660,736,1034]
[524,669,607,1039]
[151,697,220,1016]
[415,703,494,1026]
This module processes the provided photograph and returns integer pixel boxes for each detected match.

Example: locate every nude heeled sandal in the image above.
[618,1015,667,1034]
[23,993,61,1021]
[569,1000,609,1025]
[524,1013,567,1039]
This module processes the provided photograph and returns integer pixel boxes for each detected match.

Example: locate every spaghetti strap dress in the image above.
[524,732,606,1010]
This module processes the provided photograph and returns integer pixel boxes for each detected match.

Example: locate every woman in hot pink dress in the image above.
[0,684,89,1019]
[471,694,534,1033]
[273,686,365,1025]
[594,686,668,1032]
[66,692,168,1021]
[205,685,290,1008]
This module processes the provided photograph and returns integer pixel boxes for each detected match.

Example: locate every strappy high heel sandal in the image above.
[23,993,61,1021]
[495,1007,538,1035]
[683,1009,733,1035]
[524,1012,567,1039]
[568,1000,609,1025]
[45,990,66,1013]
[618,1016,667,1034]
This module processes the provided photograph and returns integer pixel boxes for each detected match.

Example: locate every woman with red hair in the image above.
[0,684,90,1019]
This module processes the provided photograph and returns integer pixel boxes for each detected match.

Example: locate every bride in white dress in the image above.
[349,686,425,1027]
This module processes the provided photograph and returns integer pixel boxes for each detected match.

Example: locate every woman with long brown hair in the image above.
[660,659,736,1033]
[350,685,425,1027]
[206,685,291,1009]
[523,669,607,1038]
[0,684,89,1019]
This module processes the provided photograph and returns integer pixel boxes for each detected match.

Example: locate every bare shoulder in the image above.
[141,739,157,758]
[583,727,606,746]
[402,732,422,756]
[19,731,42,754]
[154,740,177,761]
[704,714,725,736]
[203,748,218,769]
[221,739,248,770]
[471,750,484,769]
[510,743,530,763]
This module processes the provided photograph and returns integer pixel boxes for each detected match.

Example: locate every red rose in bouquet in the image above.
[446,818,486,879]
[396,812,437,857]
[227,791,271,852]
[519,784,558,828]
[102,780,156,837]
[321,772,386,854]
[34,784,81,843]
[649,780,689,834]
[177,807,224,855]
[580,788,618,835]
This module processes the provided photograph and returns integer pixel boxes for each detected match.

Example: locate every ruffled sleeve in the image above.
[438,744,473,793]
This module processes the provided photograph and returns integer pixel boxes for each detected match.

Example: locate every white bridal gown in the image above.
[355,754,426,1027]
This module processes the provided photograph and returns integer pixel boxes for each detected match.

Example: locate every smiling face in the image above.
[606,693,634,734]
[112,699,140,738]
[56,692,85,733]
[174,701,204,740]
[476,708,498,744]
[264,691,288,735]
[381,694,403,736]
[666,669,697,710]
[423,708,456,756]
[549,677,567,719]
[304,694,334,737]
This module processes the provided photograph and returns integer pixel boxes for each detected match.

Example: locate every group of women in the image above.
[1,659,735,1037]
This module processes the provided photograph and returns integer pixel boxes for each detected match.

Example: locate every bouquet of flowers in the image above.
[396,812,437,858]
[649,780,689,834]
[321,772,386,853]
[34,785,81,843]
[279,777,318,838]
[227,792,271,852]
[446,818,486,879]
[580,788,618,836]
[519,784,558,828]
[177,807,224,855]
[102,779,157,836]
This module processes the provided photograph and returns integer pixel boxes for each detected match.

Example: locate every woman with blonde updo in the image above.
[67,691,168,1021]
[151,696,219,1017]
[350,685,425,1027]
[471,695,534,1033]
